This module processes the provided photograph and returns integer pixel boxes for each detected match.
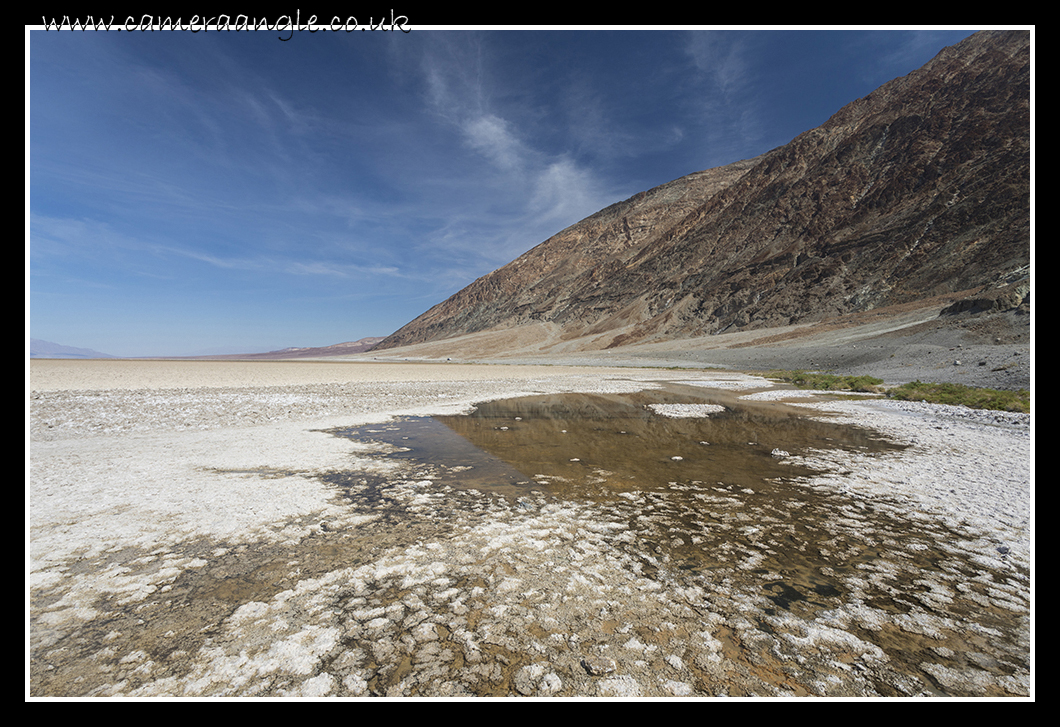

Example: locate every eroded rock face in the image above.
[941,280,1030,316]
[375,30,1029,351]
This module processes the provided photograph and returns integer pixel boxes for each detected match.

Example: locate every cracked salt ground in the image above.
[31,388,1030,697]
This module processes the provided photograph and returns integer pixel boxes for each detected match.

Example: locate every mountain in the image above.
[184,337,387,360]
[374,30,1030,354]
[30,339,117,359]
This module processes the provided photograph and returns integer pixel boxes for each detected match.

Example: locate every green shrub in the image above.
[886,381,1029,413]
[763,370,884,393]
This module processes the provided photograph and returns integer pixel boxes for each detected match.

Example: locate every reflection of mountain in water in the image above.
[335,417,538,496]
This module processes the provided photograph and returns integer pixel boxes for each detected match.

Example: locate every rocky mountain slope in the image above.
[374,30,1029,353]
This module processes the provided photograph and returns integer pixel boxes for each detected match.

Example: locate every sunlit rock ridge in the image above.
[375,30,1029,352]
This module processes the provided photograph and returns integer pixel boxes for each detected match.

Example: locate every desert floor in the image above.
[28,358,1031,698]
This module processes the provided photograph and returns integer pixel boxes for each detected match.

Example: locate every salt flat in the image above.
[28,359,1032,698]
[29,358,587,391]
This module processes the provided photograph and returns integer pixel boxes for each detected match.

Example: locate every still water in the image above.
[338,388,901,499]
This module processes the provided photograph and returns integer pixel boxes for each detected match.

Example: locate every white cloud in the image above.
[409,33,626,265]
[463,114,525,171]
[529,157,604,228]
[285,260,402,278]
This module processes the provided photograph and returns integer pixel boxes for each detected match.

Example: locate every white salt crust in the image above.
[647,403,726,418]
[29,364,1031,697]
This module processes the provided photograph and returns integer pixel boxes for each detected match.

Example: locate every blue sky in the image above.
[28,26,982,357]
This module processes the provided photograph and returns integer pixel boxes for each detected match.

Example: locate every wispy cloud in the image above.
[463,114,526,171]
[283,260,403,278]
[681,30,769,165]
[414,33,626,263]
[528,157,608,229]
[685,31,752,95]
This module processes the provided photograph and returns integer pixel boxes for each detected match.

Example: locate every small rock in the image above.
[539,672,563,695]
[581,656,617,676]
[665,654,685,671]
[412,622,438,641]
[513,664,546,695]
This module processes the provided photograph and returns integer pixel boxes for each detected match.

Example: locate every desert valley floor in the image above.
[28,358,1031,698]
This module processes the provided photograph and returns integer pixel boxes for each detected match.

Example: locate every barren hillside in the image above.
[375,31,1029,354]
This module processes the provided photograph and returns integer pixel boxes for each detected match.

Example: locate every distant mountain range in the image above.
[180,337,387,360]
[373,30,1030,353]
[30,339,117,359]
[29,337,385,360]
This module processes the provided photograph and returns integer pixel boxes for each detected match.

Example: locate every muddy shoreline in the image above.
[28,361,1031,697]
